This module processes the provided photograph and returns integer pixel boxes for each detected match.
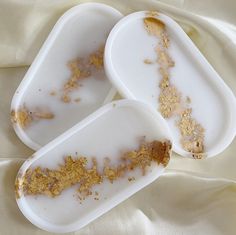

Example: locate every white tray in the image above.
[16,99,172,233]
[11,3,122,150]
[105,11,236,158]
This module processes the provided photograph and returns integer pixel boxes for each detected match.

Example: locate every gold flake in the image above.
[159,86,181,118]
[156,47,175,68]
[60,46,105,103]
[143,17,205,157]
[16,140,171,199]
[11,105,54,129]
[61,94,71,103]
[144,59,154,64]
[144,17,165,38]
[178,109,205,156]
[11,107,32,129]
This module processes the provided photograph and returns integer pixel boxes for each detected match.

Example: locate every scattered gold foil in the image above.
[123,140,171,175]
[158,86,181,118]
[143,14,205,158]
[50,45,105,103]
[11,105,54,129]
[11,108,32,129]
[156,47,174,68]
[89,47,104,69]
[144,17,165,38]
[144,17,170,48]
[15,140,171,200]
[61,94,71,103]
[178,109,205,156]
[144,59,154,64]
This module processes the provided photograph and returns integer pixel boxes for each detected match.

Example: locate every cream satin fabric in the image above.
[0,1,236,234]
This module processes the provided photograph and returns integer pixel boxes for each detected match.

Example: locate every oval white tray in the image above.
[16,99,172,233]
[11,3,122,150]
[105,11,236,158]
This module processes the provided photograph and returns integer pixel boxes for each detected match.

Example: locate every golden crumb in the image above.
[16,140,171,199]
[159,67,169,85]
[103,158,125,183]
[64,75,80,91]
[50,91,56,96]
[123,140,171,175]
[61,94,71,103]
[78,158,103,197]
[89,46,104,69]
[144,17,170,48]
[161,32,170,48]
[144,17,165,38]
[156,47,175,68]
[177,109,205,156]
[144,59,154,64]
[11,108,32,129]
[159,86,181,118]
[68,62,81,79]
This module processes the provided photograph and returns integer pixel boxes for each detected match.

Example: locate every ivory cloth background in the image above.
[0,1,236,234]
